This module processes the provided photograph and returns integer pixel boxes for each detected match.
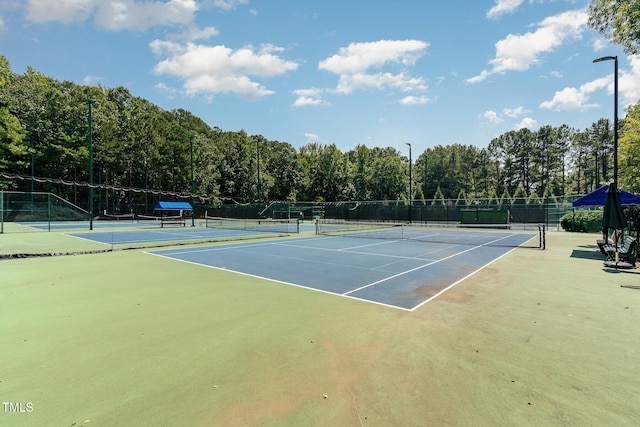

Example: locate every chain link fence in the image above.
[1,191,583,233]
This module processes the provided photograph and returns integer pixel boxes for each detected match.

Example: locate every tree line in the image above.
[1,54,639,212]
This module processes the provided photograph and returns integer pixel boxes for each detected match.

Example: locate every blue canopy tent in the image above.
[572,186,640,264]
[153,201,193,227]
[572,185,640,208]
[154,201,193,211]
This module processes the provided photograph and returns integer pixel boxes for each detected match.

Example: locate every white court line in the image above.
[153,240,416,274]
[147,251,410,311]
[65,233,114,247]
[409,246,520,312]
[338,239,399,251]
[344,233,517,296]
[149,240,277,256]
[272,241,436,262]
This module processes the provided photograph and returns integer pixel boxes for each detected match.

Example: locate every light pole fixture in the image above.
[87,99,95,230]
[190,134,195,227]
[405,142,412,223]
[593,55,618,188]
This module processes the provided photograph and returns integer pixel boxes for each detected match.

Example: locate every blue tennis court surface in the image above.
[148,232,536,311]
[66,222,316,245]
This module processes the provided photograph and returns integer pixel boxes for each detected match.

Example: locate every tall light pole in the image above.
[190,134,195,226]
[87,99,95,230]
[405,142,412,223]
[256,138,261,207]
[31,153,35,193]
[593,55,618,188]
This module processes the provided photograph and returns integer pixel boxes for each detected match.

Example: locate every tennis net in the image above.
[136,214,164,224]
[315,219,545,249]
[205,214,300,234]
[100,213,135,221]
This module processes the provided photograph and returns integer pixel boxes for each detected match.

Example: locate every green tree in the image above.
[555,124,573,195]
[347,144,373,200]
[0,107,27,179]
[569,129,594,194]
[431,185,445,205]
[588,0,640,55]
[255,136,300,201]
[370,147,405,200]
[315,144,349,201]
[512,185,528,204]
[217,130,255,202]
[297,142,322,201]
[0,56,28,187]
[620,101,640,193]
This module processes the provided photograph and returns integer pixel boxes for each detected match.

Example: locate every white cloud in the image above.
[82,74,103,85]
[515,117,538,130]
[209,0,248,10]
[25,0,197,30]
[155,82,179,97]
[592,37,608,52]
[26,0,98,23]
[335,71,426,95]
[319,39,427,75]
[503,106,527,118]
[292,88,329,107]
[539,74,609,112]
[399,95,429,105]
[619,55,640,108]
[181,25,219,42]
[580,76,610,94]
[538,57,640,112]
[481,110,504,124]
[303,132,330,144]
[487,0,524,19]
[480,106,528,124]
[152,41,299,99]
[468,9,588,83]
[294,39,428,106]
[94,0,197,31]
[539,87,596,111]
[23,0,238,32]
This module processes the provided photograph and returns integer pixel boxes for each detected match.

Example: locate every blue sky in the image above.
[1,0,639,156]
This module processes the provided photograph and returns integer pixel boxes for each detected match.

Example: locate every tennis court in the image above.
[19,220,158,231]
[149,228,538,310]
[68,226,270,246]
[62,217,311,246]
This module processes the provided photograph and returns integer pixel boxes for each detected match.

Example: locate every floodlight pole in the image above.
[30,153,34,213]
[406,142,412,223]
[87,99,95,230]
[593,55,618,188]
[31,153,34,193]
[257,138,261,206]
[190,134,195,227]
